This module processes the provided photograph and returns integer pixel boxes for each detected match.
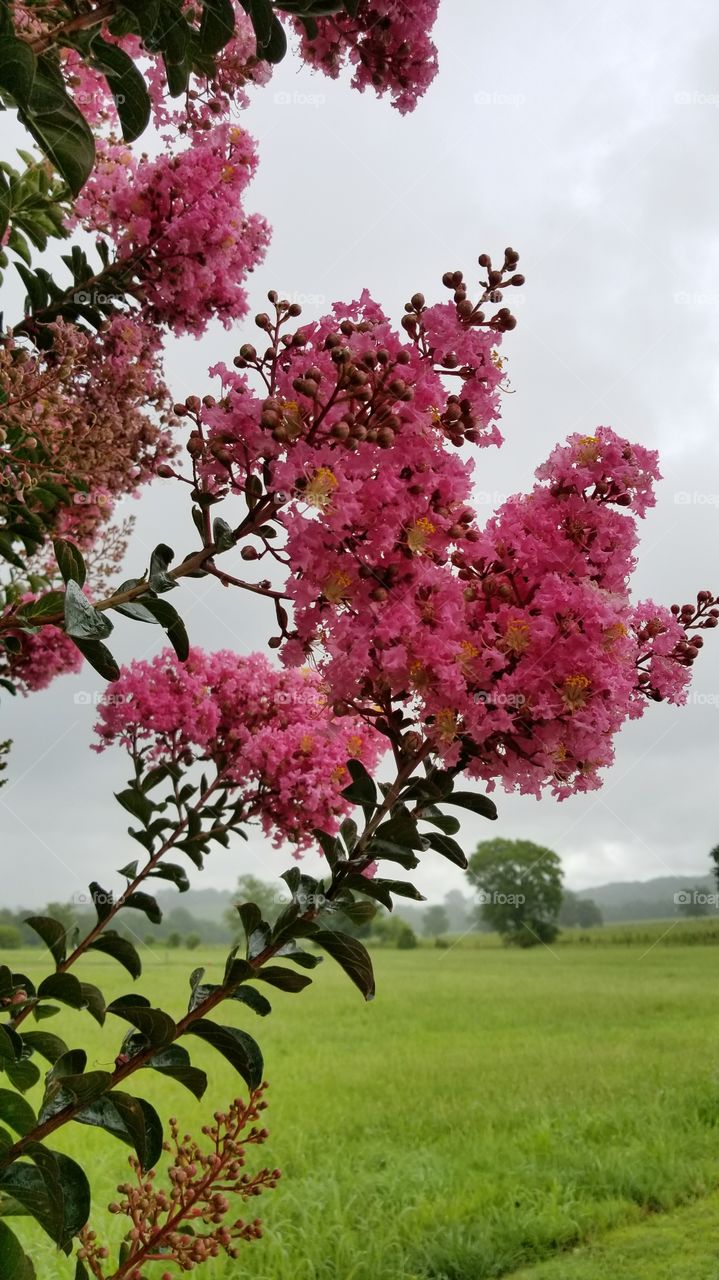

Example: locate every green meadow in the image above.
[9,937,719,1279]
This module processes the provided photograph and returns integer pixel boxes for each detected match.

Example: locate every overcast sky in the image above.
[3,0,719,909]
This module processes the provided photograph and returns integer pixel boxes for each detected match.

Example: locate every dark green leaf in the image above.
[18,1032,67,1065]
[443,791,498,820]
[148,543,176,593]
[106,998,175,1046]
[200,0,235,54]
[71,637,120,682]
[90,36,151,142]
[115,787,154,826]
[23,916,66,966]
[18,60,95,195]
[0,1220,35,1279]
[145,1045,207,1100]
[254,965,312,993]
[424,831,468,869]
[148,862,190,893]
[0,1090,35,1136]
[87,933,141,980]
[36,973,85,1010]
[64,579,113,640]
[79,983,106,1026]
[186,1020,263,1090]
[123,892,162,925]
[4,1061,40,1094]
[135,596,189,660]
[52,538,85,587]
[15,592,64,624]
[75,1092,163,1171]
[313,929,375,1000]
[340,758,377,807]
[89,881,114,924]
[0,36,36,107]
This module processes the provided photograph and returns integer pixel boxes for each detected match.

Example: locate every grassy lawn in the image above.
[7,942,719,1278]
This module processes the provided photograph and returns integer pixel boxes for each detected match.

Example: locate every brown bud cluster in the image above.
[78,1086,279,1278]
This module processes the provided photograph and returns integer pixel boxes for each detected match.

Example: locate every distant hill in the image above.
[154,886,234,923]
[576,874,716,923]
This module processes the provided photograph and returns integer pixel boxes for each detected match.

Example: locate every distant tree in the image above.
[396,921,418,950]
[560,890,603,929]
[166,932,182,949]
[710,845,719,890]
[225,875,282,933]
[466,838,564,947]
[372,915,418,949]
[0,925,21,949]
[44,901,79,933]
[443,889,472,932]
[676,886,710,917]
[423,905,450,937]
[185,933,202,950]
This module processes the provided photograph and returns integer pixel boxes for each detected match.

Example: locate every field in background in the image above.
[441,914,719,949]
[9,942,719,1280]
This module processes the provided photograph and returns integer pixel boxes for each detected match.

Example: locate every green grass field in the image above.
[8,940,719,1279]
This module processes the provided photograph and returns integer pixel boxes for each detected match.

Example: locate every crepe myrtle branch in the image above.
[28,2,118,55]
[0,740,434,1168]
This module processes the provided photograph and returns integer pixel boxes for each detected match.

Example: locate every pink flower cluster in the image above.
[2,621,82,694]
[292,0,440,114]
[94,649,381,849]
[73,125,269,337]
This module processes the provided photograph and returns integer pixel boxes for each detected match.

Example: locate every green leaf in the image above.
[106,998,175,1047]
[15,592,64,624]
[0,1221,35,1279]
[115,787,154,826]
[89,36,151,142]
[231,985,271,1018]
[18,60,95,196]
[443,791,498,821]
[145,1046,207,1100]
[52,539,85,587]
[18,1032,67,1065]
[75,1092,163,1171]
[4,1061,40,1094]
[70,637,120,682]
[340,758,378,808]
[424,831,468,869]
[148,862,190,893]
[200,0,236,53]
[0,36,36,107]
[38,1069,112,1126]
[36,973,86,1010]
[79,983,106,1026]
[186,1020,263,1090]
[263,13,287,61]
[135,596,189,660]
[0,1090,35,1136]
[123,891,162,925]
[254,965,312,993]
[313,929,375,1001]
[23,916,66,966]
[148,543,176,593]
[64,580,113,640]
[87,933,141,980]
[0,1026,20,1066]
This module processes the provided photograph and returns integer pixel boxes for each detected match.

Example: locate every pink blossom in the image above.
[94,649,382,850]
